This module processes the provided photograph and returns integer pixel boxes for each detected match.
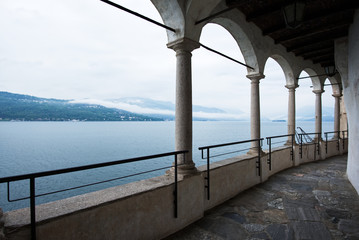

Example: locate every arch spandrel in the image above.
[151,0,223,44]
[327,75,342,95]
[151,0,186,42]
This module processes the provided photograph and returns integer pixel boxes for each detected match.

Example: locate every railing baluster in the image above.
[206,149,210,200]
[174,154,178,218]
[30,177,36,240]
[257,139,261,176]
[267,138,272,171]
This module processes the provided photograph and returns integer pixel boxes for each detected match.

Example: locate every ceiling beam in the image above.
[275,22,351,44]
[302,47,334,60]
[320,60,336,67]
[311,52,334,62]
[286,29,348,52]
[262,8,355,36]
[245,3,282,22]
[294,43,333,56]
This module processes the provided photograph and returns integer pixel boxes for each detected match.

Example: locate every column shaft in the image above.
[313,90,324,140]
[286,85,297,144]
[168,38,199,174]
[247,73,265,154]
[333,94,341,139]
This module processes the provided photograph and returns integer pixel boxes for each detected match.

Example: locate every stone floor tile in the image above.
[164,155,359,240]
[290,221,332,240]
[222,212,247,224]
[266,224,293,240]
[285,207,321,221]
[338,219,359,235]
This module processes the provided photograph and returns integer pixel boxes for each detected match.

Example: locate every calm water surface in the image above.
[0,121,333,211]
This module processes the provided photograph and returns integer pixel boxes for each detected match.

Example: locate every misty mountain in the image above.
[73,97,248,121]
[296,106,334,121]
[109,97,226,113]
[0,92,161,121]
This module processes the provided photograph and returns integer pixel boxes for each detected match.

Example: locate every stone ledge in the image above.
[4,174,179,228]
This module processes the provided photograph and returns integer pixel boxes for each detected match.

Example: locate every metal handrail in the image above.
[198,138,263,200]
[297,127,313,143]
[0,150,188,240]
[324,131,340,153]
[266,134,294,171]
[297,132,321,159]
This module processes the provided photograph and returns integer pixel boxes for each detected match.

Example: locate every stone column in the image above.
[333,93,341,139]
[247,73,265,154]
[313,90,324,141]
[286,84,298,144]
[167,38,200,174]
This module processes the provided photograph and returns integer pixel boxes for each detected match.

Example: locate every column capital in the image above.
[332,93,342,98]
[313,89,324,95]
[285,84,299,90]
[167,38,200,53]
[246,72,265,82]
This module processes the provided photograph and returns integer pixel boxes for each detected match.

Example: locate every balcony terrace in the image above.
[166,154,359,240]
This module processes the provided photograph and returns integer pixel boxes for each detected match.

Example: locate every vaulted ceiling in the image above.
[226,0,359,68]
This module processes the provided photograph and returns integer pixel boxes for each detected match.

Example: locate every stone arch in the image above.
[151,0,222,43]
[327,76,342,95]
[300,68,324,91]
[264,54,295,87]
[208,17,260,74]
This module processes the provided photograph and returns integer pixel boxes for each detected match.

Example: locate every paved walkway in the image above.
[165,155,359,240]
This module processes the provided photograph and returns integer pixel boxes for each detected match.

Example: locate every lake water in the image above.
[0,121,333,211]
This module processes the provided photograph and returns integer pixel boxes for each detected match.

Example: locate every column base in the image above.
[166,163,198,177]
[247,147,265,156]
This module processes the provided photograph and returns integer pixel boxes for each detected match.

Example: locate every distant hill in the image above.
[296,106,334,122]
[107,97,229,121]
[0,92,161,121]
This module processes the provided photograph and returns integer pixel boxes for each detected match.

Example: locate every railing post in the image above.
[257,139,261,176]
[30,177,36,240]
[337,131,340,151]
[267,138,272,171]
[300,134,303,158]
[291,134,294,161]
[174,154,178,218]
[317,133,321,156]
[205,149,210,200]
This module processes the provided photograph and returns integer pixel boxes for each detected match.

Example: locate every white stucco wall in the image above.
[346,10,359,194]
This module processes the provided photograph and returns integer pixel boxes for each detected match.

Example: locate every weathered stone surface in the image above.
[290,221,332,240]
[198,217,248,240]
[166,155,359,240]
[222,212,246,224]
[242,223,266,233]
[0,209,4,240]
[267,198,284,210]
[266,224,293,240]
[285,207,321,221]
[326,208,351,220]
[338,219,359,234]
[249,231,270,239]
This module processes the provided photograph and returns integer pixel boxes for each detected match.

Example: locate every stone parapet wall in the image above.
[3,145,346,240]
[0,209,4,240]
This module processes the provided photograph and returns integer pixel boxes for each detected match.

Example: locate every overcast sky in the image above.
[0,0,335,119]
